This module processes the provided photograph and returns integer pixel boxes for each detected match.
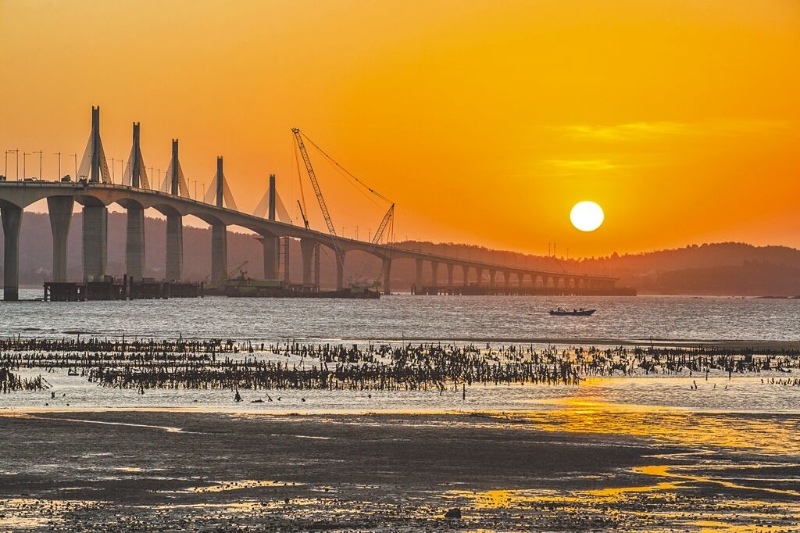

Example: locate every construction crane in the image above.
[203,260,249,283]
[227,261,249,280]
[292,128,394,288]
[297,200,310,230]
[292,128,337,237]
[371,204,395,245]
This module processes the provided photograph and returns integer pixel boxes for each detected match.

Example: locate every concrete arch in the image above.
[116,198,146,210]
[151,203,183,218]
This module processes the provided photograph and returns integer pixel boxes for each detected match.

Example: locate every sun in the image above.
[570,201,604,232]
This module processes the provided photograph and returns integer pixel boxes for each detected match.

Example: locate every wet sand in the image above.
[1,410,799,531]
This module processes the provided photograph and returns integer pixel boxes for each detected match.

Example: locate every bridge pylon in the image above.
[123,123,149,280]
[204,156,237,210]
[209,157,228,286]
[77,107,110,281]
[160,139,190,198]
[123,123,149,189]
[254,174,291,279]
[77,106,111,184]
[162,140,186,281]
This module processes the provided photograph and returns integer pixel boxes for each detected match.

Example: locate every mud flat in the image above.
[1,410,798,531]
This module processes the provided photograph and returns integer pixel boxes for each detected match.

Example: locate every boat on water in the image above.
[549,307,596,316]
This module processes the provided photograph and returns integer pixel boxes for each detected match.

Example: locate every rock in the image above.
[444,508,462,519]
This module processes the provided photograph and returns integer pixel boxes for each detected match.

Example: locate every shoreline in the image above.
[4,333,800,350]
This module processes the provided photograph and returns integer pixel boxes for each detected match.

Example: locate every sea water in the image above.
[1,292,799,416]
[2,291,800,343]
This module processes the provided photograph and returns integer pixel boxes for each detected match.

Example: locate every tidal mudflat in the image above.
[2,336,799,531]
[1,409,798,532]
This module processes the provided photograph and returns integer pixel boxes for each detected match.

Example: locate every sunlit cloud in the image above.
[561,119,792,142]
[564,122,688,141]
[547,159,621,171]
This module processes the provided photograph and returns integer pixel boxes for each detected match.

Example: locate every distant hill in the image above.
[393,241,800,296]
[2,213,799,296]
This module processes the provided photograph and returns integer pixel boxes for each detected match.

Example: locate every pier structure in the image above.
[0,107,630,301]
[123,122,147,280]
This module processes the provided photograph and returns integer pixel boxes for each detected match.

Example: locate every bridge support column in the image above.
[382,257,392,295]
[476,268,483,287]
[414,259,423,294]
[489,270,496,288]
[446,264,454,289]
[262,174,280,280]
[125,205,145,280]
[1,204,22,301]
[82,204,107,281]
[431,261,439,290]
[462,265,469,287]
[211,223,227,286]
[262,234,279,279]
[300,238,315,286]
[47,197,73,282]
[166,214,183,281]
[505,272,512,288]
[335,249,346,290]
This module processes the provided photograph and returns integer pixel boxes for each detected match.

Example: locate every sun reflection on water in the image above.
[514,378,800,456]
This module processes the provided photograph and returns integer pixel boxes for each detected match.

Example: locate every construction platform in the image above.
[44,277,203,301]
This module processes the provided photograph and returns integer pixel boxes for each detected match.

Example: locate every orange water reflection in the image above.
[515,378,800,456]
[447,486,800,532]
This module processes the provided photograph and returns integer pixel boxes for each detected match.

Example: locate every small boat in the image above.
[549,307,596,316]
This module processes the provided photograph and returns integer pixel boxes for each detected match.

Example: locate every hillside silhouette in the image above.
[2,213,800,295]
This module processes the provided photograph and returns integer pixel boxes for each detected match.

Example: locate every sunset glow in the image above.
[1,0,798,257]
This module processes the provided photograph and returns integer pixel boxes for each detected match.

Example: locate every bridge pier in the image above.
[211,223,227,286]
[335,249,346,290]
[262,234,279,279]
[415,259,423,291]
[166,214,183,281]
[82,204,107,281]
[476,268,483,287]
[462,265,469,287]
[300,238,316,286]
[382,257,392,295]
[446,263,454,288]
[262,175,280,280]
[1,204,22,301]
[125,205,145,280]
[431,261,439,290]
[47,196,73,282]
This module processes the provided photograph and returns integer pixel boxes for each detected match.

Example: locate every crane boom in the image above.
[297,200,310,230]
[371,204,394,245]
[292,128,337,237]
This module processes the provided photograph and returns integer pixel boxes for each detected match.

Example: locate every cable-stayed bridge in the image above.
[0,107,621,301]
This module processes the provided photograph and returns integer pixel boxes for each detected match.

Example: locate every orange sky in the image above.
[1,0,798,258]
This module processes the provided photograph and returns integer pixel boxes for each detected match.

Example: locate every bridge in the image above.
[0,107,621,301]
